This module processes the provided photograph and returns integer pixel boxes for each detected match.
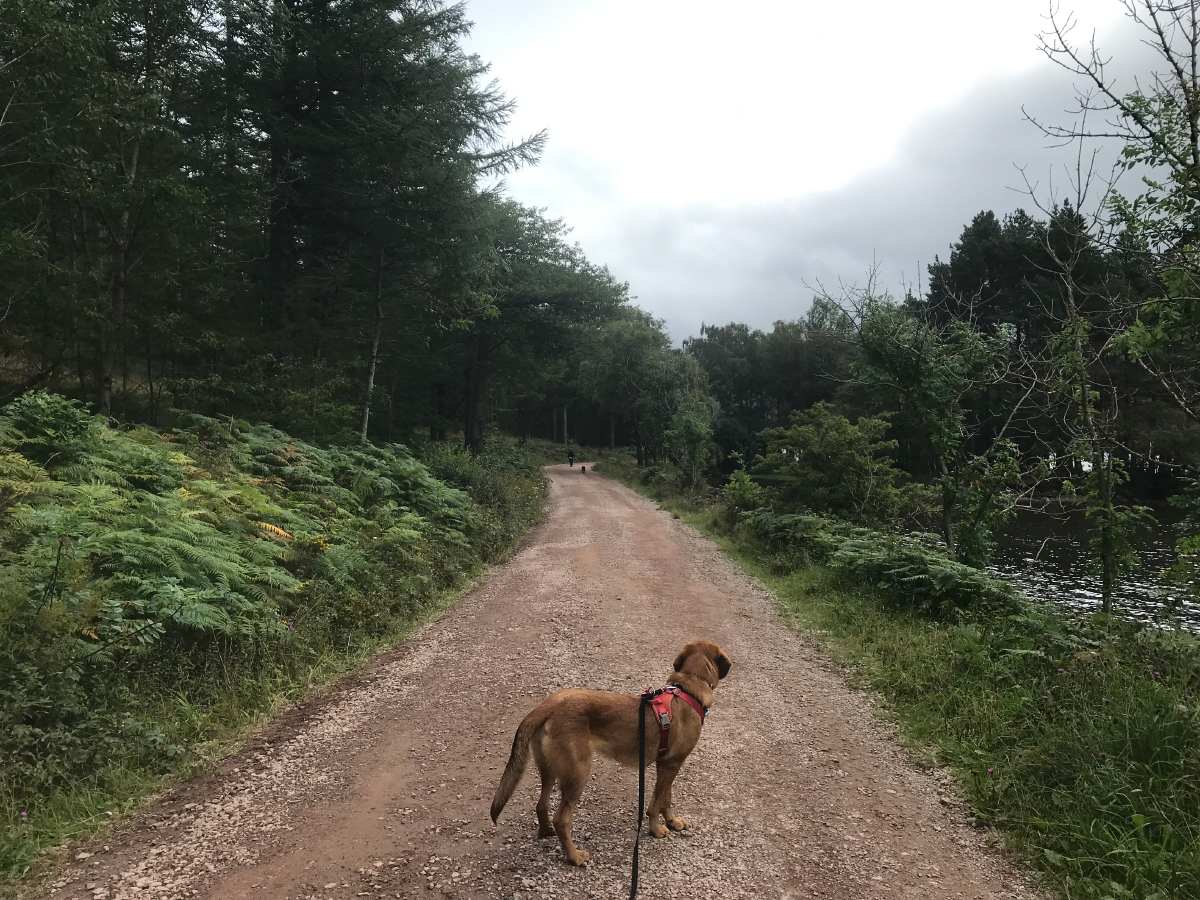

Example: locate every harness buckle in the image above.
[658,712,671,727]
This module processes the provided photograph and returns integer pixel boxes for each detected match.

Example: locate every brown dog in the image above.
[490,640,731,865]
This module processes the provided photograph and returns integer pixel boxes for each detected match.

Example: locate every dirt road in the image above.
[35,467,1039,900]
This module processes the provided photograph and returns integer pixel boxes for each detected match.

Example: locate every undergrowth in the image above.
[0,392,545,883]
[595,455,1200,900]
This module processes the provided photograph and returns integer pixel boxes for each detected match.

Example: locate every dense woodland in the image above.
[0,0,709,458]
[4,0,1200,603]
[4,0,1200,893]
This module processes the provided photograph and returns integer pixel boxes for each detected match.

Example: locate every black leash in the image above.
[630,692,648,899]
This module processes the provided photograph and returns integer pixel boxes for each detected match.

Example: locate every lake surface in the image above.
[989,507,1200,630]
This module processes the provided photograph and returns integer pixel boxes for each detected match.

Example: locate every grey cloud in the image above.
[598,33,1158,343]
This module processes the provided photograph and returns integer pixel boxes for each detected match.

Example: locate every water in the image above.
[988,507,1200,630]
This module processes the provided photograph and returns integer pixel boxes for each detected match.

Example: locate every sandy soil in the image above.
[30,465,1042,900]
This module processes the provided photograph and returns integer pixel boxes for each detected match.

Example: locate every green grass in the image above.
[594,458,1200,900]
[0,575,474,898]
[0,399,547,889]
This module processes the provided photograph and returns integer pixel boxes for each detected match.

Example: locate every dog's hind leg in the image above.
[553,754,592,866]
[536,771,555,838]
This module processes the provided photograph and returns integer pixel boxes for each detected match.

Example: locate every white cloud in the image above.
[464,0,1144,340]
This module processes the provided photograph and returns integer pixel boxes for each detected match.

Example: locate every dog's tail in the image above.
[490,710,543,823]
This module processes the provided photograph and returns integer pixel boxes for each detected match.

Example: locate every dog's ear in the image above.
[713,648,732,679]
[672,648,688,673]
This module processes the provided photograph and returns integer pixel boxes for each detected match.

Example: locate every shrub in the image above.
[0,393,545,876]
[830,533,1018,619]
[753,402,932,527]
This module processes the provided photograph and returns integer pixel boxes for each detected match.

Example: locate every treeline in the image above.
[0,0,724,878]
[680,2,1200,612]
[0,0,708,455]
[685,201,1200,609]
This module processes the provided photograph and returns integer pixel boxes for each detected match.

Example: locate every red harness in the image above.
[642,686,708,756]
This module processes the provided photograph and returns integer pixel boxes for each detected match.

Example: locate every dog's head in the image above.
[672,640,732,688]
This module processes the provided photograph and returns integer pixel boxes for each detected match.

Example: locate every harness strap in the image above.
[647,691,674,756]
[630,685,708,898]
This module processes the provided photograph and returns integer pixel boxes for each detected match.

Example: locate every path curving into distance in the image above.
[33,466,1040,900]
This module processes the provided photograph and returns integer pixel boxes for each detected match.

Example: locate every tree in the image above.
[454,201,627,454]
[831,283,1024,562]
[683,299,852,466]
[753,402,925,527]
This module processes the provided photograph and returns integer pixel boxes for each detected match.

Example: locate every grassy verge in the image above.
[0,395,546,887]
[595,455,1200,900]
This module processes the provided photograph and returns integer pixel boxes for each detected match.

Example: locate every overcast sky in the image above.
[464,0,1143,342]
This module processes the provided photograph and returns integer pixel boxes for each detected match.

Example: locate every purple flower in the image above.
[1058,668,1065,673]
[1049,750,1055,755]
[1104,698,1110,704]
[19,812,26,820]
[987,767,994,773]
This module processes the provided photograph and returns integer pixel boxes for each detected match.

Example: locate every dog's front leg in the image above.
[647,761,684,837]
[662,775,690,833]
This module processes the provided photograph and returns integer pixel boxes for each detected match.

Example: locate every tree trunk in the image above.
[464,331,488,455]
[562,406,568,444]
[429,381,445,442]
[552,405,558,443]
[937,453,956,557]
[359,249,385,443]
[96,321,115,416]
[1067,288,1114,612]
[609,412,615,450]
[98,138,139,417]
[146,333,155,422]
[1097,452,1116,612]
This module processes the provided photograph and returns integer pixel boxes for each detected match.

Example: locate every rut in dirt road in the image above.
[35,466,1041,900]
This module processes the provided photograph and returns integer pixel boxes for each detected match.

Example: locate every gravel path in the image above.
[32,466,1041,900]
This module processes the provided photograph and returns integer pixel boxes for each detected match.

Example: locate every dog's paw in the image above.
[648,824,669,839]
[538,826,555,839]
[666,816,689,832]
[566,849,590,866]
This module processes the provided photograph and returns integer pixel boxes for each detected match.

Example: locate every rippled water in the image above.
[988,508,1200,631]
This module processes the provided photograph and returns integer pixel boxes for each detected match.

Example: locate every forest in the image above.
[3,0,1200,895]
[0,0,717,878]
[0,0,710,456]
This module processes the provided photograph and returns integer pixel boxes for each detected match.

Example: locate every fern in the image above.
[831,534,1017,619]
[0,393,546,817]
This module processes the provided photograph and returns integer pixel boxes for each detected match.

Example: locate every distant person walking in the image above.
[568,449,575,467]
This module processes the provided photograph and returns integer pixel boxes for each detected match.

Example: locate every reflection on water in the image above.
[988,508,1199,631]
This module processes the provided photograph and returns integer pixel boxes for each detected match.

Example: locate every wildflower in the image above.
[1042,695,1049,700]
[1103,698,1109,704]
[20,812,26,820]
[1049,750,1055,755]
[1058,668,1065,673]
[987,767,994,774]
[1153,671,1161,679]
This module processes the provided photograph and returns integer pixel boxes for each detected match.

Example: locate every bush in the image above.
[830,533,1018,619]
[0,392,545,877]
[720,457,766,524]
[753,402,932,527]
